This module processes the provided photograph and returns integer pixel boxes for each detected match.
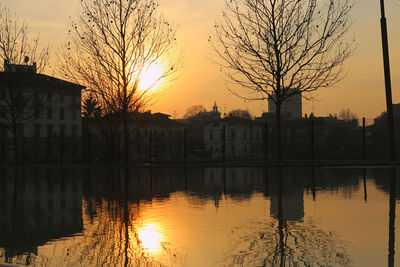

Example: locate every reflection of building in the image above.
[270,189,304,221]
[203,167,264,206]
[268,169,305,221]
[0,168,83,259]
[268,90,302,119]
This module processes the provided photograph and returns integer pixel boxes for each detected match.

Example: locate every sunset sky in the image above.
[3,0,400,120]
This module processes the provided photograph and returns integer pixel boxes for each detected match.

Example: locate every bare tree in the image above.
[183,105,205,119]
[60,0,179,164]
[337,108,358,122]
[0,5,49,163]
[211,0,355,160]
[0,6,49,72]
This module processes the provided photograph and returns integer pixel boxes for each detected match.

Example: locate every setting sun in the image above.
[138,63,165,92]
[138,224,163,254]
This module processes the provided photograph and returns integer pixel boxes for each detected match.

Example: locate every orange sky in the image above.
[4,0,400,120]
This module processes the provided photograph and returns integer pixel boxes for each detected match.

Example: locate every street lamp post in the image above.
[379,0,396,161]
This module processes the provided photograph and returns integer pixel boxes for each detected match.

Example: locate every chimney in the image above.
[4,60,9,72]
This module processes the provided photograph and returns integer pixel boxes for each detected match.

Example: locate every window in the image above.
[16,124,24,138]
[59,108,65,120]
[48,199,53,211]
[34,179,41,194]
[59,93,64,103]
[71,125,78,137]
[71,109,77,120]
[0,105,6,118]
[243,129,247,139]
[231,129,236,139]
[47,124,54,137]
[209,131,213,141]
[47,92,52,102]
[59,125,65,137]
[231,144,235,155]
[0,127,6,138]
[34,106,40,119]
[47,107,52,119]
[34,93,40,119]
[34,124,41,138]
[47,178,53,194]
[60,199,66,210]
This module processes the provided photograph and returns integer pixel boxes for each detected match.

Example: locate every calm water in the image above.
[0,166,399,266]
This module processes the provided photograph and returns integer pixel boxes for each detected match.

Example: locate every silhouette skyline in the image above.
[2,0,400,119]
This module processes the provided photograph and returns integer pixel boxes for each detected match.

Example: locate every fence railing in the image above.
[0,118,395,164]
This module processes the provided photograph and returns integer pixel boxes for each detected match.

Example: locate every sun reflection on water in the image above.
[138,223,163,254]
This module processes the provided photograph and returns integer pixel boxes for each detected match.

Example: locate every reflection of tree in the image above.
[225,168,351,267]
[41,169,186,266]
[225,220,351,266]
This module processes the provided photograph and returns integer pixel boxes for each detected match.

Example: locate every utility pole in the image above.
[362,117,366,160]
[380,0,396,161]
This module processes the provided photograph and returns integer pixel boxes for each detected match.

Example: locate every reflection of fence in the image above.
[0,117,396,164]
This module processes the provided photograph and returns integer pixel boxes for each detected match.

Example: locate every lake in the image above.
[0,166,398,266]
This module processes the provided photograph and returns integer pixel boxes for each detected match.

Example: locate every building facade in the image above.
[204,117,264,159]
[0,61,84,139]
[268,90,302,119]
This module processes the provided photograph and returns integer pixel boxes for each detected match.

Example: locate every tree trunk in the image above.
[123,111,129,165]
[12,130,18,165]
[123,167,130,267]
[275,102,282,162]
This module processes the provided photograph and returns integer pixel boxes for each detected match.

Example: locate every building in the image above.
[0,61,84,138]
[182,102,221,124]
[129,111,187,162]
[85,110,187,162]
[204,117,264,159]
[268,90,302,119]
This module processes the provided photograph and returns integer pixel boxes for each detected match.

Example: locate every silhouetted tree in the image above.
[183,105,205,119]
[60,0,179,164]
[228,109,251,119]
[82,93,101,119]
[0,5,49,163]
[211,0,355,160]
[338,108,358,122]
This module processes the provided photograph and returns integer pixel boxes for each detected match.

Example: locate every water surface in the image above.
[0,167,398,266]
